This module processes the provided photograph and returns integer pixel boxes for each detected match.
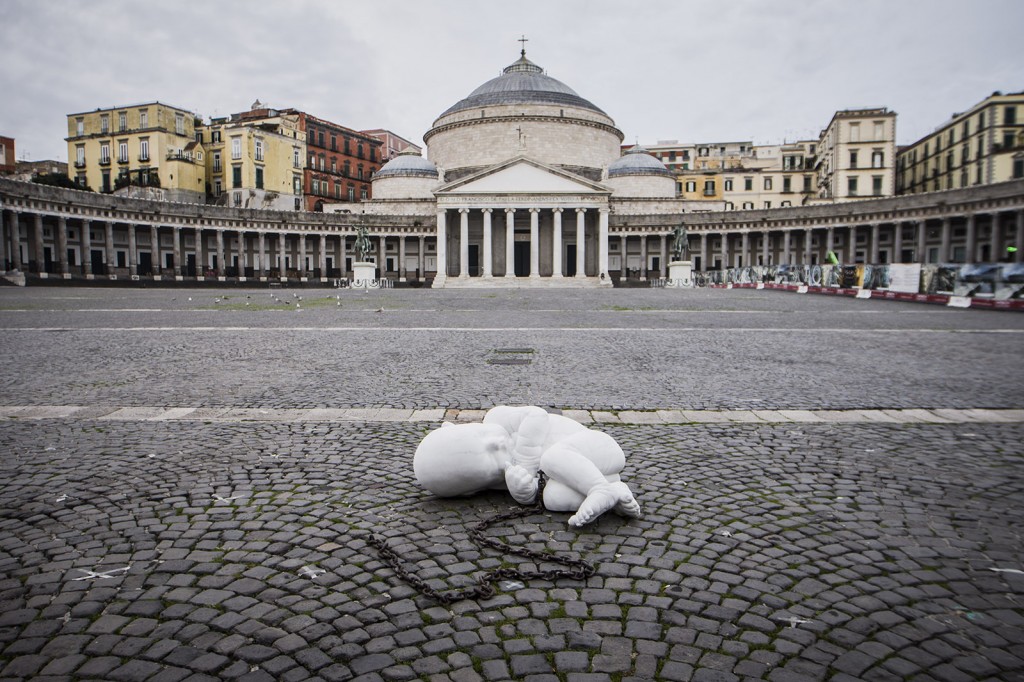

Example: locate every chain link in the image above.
[367,475,595,605]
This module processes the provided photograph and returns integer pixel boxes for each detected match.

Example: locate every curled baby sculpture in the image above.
[414,406,642,527]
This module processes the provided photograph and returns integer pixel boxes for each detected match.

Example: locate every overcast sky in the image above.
[2,0,1022,163]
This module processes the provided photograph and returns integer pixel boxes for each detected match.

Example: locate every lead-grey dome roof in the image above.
[374,149,439,179]
[607,146,674,177]
[439,53,608,118]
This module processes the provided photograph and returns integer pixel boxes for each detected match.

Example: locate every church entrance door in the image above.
[514,242,530,276]
[565,245,577,277]
[468,245,479,276]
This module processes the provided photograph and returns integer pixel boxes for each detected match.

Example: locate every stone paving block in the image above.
[590,411,621,423]
[776,410,826,422]
[410,408,446,422]
[562,409,592,424]
[618,411,663,424]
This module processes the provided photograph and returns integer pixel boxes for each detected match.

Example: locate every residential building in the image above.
[814,108,897,201]
[292,111,383,211]
[897,91,1024,195]
[65,102,206,201]
[200,102,305,211]
[0,136,13,175]
[362,129,421,162]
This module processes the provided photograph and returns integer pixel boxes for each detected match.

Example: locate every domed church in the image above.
[345,49,696,287]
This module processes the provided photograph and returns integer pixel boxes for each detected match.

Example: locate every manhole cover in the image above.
[488,358,532,365]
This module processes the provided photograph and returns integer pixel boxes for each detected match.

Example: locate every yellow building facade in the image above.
[200,106,305,211]
[897,91,1024,195]
[66,102,206,202]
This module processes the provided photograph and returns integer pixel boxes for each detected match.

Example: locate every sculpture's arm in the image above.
[508,406,549,474]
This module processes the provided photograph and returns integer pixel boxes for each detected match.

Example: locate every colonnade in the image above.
[433,205,610,282]
[0,210,436,282]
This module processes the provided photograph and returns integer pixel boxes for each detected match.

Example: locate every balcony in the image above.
[99,157,111,166]
[703,189,716,197]
[117,156,130,165]
[138,154,150,162]
[74,160,86,169]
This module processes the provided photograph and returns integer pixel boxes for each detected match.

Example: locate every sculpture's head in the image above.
[413,422,509,497]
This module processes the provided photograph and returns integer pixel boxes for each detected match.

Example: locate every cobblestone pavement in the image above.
[1,287,1023,681]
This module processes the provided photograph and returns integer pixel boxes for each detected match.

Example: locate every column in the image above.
[172,226,182,277]
[482,209,493,277]
[761,230,769,265]
[741,232,750,268]
[11,212,22,271]
[804,228,813,265]
[31,215,44,274]
[148,224,157,277]
[893,223,903,264]
[299,234,307,278]
[279,232,287,276]
[216,230,225,276]
[0,211,7,272]
[782,230,791,264]
[659,235,667,278]
[126,224,136,277]
[339,234,347,277]
[529,208,540,278]
[826,226,835,259]
[870,223,880,263]
[621,235,629,276]
[458,208,470,278]
[940,217,951,262]
[639,234,648,280]
[505,208,515,278]
[551,209,563,277]
[1016,211,1024,264]
[990,215,1001,263]
[700,233,708,271]
[379,235,387,276]
[598,208,609,279]
[418,236,425,278]
[436,209,448,282]
[849,225,857,262]
[101,220,113,276]
[398,235,406,281]
[721,233,730,269]
[574,208,586,278]
[237,232,246,277]
[965,213,977,264]
[916,220,927,263]
[56,217,69,277]
[258,232,267,277]
[320,234,328,280]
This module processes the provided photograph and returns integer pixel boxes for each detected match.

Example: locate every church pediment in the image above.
[436,157,609,196]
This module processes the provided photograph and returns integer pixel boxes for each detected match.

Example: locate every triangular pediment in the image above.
[436,157,609,195]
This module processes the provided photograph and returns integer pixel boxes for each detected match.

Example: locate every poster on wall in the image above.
[921,264,959,294]
[842,264,863,288]
[861,264,890,291]
[954,263,1000,297]
[886,264,921,293]
[996,263,1024,300]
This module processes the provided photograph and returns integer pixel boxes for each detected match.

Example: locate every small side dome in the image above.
[607,146,674,178]
[374,148,439,179]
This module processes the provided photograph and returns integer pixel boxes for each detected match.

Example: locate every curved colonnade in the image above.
[2,177,1023,285]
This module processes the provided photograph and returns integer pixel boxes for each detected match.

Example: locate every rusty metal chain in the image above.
[367,475,595,605]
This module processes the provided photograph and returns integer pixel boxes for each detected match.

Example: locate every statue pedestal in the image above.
[667,260,692,287]
[352,261,377,288]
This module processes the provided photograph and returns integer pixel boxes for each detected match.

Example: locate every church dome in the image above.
[439,54,608,118]
[374,149,439,179]
[607,146,674,177]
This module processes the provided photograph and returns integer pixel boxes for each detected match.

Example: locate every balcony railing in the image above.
[74,160,86,168]
[99,157,111,166]
[138,154,150,162]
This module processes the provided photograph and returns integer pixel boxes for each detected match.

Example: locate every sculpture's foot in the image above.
[505,464,538,505]
[568,481,641,527]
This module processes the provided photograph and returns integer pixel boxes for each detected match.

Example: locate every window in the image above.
[255,138,264,161]
[293,148,300,168]
[744,178,753,191]
[140,110,148,128]
[871,150,883,168]
[1004,132,1016,149]
[99,142,110,164]
[213,152,221,172]
[76,173,86,187]
[979,111,986,129]
[703,180,715,195]
[175,113,184,135]
[233,191,242,207]
[335,184,341,199]
[76,117,84,136]
[803,175,812,191]
[255,167,264,190]
[139,138,149,161]
[724,178,733,191]
[848,177,858,196]
[231,137,241,160]
[669,151,677,161]
[849,123,860,142]
[357,165,364,180]
[1006,106,1017,126]
[782,176,791,193]
[212,130,221,143]
[874,121,884,140]
[685,180,696,192]
[763,201,771,209]
[100,114,109,133]
[347,185,355,201]
[850,151,859,169]
[75,145,85,167]
[1014,158,1024,179]
[293,175,301,194]
[331,135,337,151]
[357,143,364,159]
[214,179,222,195]
[312,179,319,195]
[318,131,324,147]
[344,160,351,176]
[344,138,350,154]
[742,201,753,210]
[872,176,883,196]
[118,111,127,132]
[319,154,325,171]
[232,165,242,188]
[361,187,368,200]
[764,178,772,190]
[962,145,970,163]
[781,201,791,207]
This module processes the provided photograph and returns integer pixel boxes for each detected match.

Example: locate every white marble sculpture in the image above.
[414,406,642,527]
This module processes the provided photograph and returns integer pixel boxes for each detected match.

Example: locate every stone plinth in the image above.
[667,260,692,287]
[352,261,377,287]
